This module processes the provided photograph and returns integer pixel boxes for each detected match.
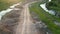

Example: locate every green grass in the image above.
[0,0,22,11]
[29,2,60,34]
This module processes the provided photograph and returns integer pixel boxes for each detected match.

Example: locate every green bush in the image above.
[46,0,60,10]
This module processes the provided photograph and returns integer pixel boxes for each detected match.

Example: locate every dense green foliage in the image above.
[29,2,60,34]
[46,0,60,11]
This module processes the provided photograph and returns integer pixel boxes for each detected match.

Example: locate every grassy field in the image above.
[29,2,60,34]
[0,0,22,11]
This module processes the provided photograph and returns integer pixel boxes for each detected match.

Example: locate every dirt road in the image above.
[15,0,45,34]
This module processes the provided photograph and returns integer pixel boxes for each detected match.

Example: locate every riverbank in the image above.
[29,1,60,34]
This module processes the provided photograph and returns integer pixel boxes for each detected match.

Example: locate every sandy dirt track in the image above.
[15,0,45,34]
